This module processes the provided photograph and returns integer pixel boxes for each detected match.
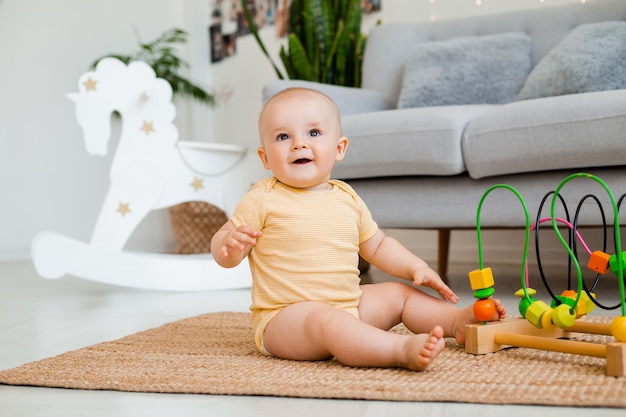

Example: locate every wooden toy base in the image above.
[465,318,626,377]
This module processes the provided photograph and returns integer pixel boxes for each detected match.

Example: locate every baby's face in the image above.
[257,90,348,191]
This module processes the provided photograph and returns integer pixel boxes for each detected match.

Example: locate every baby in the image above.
[211,87,505,371]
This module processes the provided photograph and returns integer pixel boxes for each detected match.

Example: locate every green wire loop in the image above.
[476,184,532,301]
[550,173,626,317]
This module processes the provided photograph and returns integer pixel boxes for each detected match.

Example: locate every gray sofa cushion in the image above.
[462,89,626,179]
[397,32,532,108]
[518,21,626,100]
[333,105,496,180]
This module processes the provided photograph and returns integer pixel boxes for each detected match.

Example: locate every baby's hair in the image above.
[263,86,338,111]
[259,87,342,129]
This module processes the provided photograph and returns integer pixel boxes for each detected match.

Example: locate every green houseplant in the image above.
[242,0,366,87]
[91,28,216,106]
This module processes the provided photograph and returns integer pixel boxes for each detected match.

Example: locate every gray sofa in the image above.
[263,0,626,277]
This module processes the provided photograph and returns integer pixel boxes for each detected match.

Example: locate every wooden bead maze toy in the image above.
[464,173,626,377]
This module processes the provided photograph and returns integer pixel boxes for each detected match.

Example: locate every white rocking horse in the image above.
[31,57,251,291]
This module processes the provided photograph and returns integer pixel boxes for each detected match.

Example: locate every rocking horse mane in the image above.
[69,57,179,157]
[78,57,176,121]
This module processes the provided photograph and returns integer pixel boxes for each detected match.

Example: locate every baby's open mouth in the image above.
[293,158,312,164]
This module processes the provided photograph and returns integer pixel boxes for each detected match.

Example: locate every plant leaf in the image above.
[287,34,314,81]
[89,27,216,106]
[240,0,285,79]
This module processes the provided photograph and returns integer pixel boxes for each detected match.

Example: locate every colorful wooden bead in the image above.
[468,268,494,290]
[525,300,551,328]
[609,252,626,278]
[587,250,611,274]
[551,295,576,309]
[541,308,555,330]
[552,304,576,329]
[557,289,596,318]
[515,288,538,317]
[473,287,495,299]
[579,291,596,315]
[514,287,537,298]
[610,316,626,342]
[473,298,496,322]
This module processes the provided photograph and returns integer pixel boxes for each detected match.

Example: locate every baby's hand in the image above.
[220,225,262,258]
[411,265,459,304]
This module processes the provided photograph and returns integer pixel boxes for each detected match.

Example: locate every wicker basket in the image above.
[169,202,228,254]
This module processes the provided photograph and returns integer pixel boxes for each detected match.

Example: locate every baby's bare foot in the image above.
[454,298,506,345]
[401,326,445,371]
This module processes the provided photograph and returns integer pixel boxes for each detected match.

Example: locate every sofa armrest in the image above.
[262,79,392,116]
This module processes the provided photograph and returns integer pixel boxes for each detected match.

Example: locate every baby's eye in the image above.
[277,133,290,141]
[308,129,321,137]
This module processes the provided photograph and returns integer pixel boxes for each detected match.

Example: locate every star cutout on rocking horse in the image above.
[82,77,98,92]
[140,121,155,135]
[190,177,204,191]
[116,202,131,217]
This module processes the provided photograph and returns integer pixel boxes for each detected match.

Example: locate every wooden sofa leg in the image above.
[438,229,451,281]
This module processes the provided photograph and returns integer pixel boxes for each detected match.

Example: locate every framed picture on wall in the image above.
[209,0,240,62]
[362,0,381,13]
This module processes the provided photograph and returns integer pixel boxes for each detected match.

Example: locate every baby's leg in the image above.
[262,301,445,371]
[359,282,506,345]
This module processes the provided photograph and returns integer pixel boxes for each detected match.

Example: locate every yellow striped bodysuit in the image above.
[230,177,378,354]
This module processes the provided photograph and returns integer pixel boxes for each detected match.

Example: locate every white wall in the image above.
[0,0,195,259]
[0,0,586,261]
[367,0,583,24]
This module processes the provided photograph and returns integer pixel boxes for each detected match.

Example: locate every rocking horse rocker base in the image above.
[31,58,252,291]
[32,231,251,292]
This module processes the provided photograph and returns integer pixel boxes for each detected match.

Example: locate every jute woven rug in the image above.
[0,312,625,407]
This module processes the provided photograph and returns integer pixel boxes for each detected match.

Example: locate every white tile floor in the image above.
[0,258,624,416]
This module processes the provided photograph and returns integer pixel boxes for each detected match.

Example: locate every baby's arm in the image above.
[210,220,262,268]
[360,229,459,304]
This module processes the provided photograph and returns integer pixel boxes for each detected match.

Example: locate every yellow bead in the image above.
[560,290,596,318]
[610,316,626,342]
[552,304,576,329]
[574,299,587,318]
[541,308,555,330]
[525,300,551,329]
[581,291,596,315]
[515,287,537,298]
[468,268,495,290]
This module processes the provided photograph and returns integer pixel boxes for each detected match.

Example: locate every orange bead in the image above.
[587,250,611,274]
[473,298,496,322]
